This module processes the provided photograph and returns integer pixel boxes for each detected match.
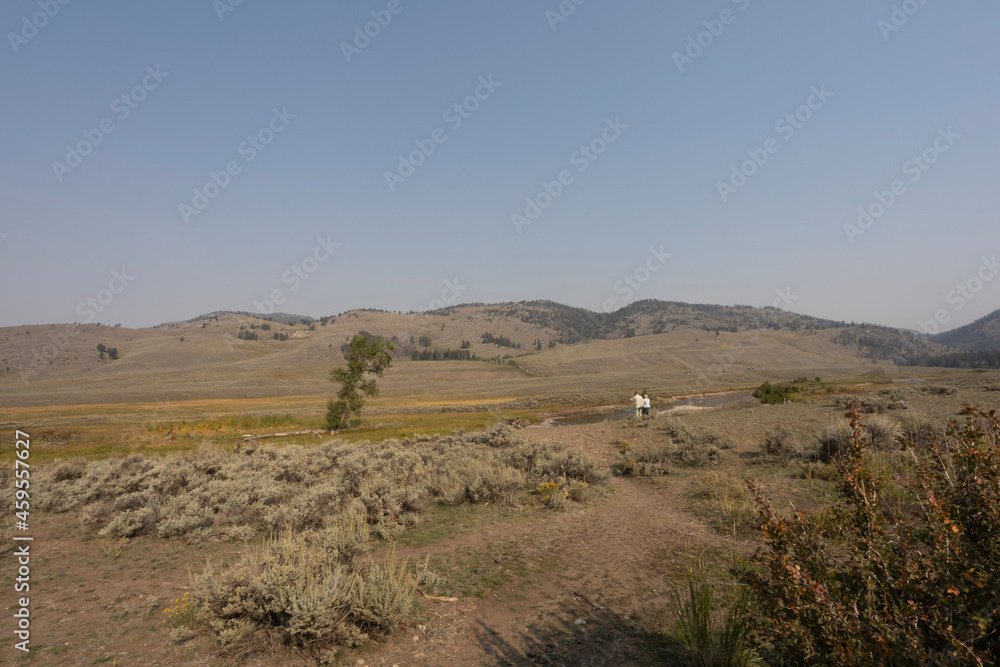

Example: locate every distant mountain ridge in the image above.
[929,309,1000,351]
[175,310,315,327]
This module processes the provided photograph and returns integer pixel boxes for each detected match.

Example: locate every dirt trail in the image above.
[372,423,736,666]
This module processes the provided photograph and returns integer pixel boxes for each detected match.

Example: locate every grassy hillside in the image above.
[474,299,847,341]
[930,309,1000,351]
[0,306,953,410]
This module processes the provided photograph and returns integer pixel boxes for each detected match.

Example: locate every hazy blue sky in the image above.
[1,1,997,332]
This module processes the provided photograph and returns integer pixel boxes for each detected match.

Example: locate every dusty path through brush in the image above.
[370,422,736,666]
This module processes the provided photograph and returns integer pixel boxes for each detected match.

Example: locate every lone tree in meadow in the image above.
[326,333,394,430]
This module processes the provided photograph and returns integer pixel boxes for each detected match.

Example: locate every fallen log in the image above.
[241,429,328,441]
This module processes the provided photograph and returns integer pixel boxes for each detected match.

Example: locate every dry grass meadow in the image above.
[1,312,997,665]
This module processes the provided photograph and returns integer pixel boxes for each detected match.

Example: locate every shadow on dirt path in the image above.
[471,593,687,666]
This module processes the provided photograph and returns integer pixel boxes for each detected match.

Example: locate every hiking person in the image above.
[642,394,651,416]
[633,391,643,417]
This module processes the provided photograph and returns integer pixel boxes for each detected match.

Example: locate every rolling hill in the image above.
[0,299,967,408]
[929,309,1000,351]
[180,310,315,327]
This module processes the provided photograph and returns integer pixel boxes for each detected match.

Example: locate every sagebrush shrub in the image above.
[613,435,722,475]
[675,441,722,467]
[195,531,354,650]
[875,387,909,401]
[475,422,521,448]
[194,515,414,656]
[660,418,692,441]
[33,425,604,539]
[413,554,443,595]
[540,449,608,483]
[613,442,673,477]
[814,421,852,462]
[347,547,416,633]
[896,413,938,449]
[834,394,906,413]
[695,426,722,445]
[315,509,369,566]
[498,439,562,474]
[462,462,525,505]
[157,500,213,539]
[760,428,795,459]
[920,384,957,396]
[226,525,256,542]
[621,415,651,429]
[101,507,156,539]
[864,414,902,451]
[356,476,422,526]
[50,459,86,482]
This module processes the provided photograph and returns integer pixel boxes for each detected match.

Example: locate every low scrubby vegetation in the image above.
[895,412,939,449]
[614,418,733,475]
[192,514,413,659]
[813,421,853,462]
[33,424,602,542]
[920,384,958,396]
[752,382,800,405]
[25,424,607,657]
[832,387,910,413]
[759,427,797,462]
[740,404,1000,665]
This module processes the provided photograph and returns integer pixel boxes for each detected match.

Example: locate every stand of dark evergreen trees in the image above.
[411,348,477,361]
[907,349,1000,369]
[482,332,520,348]
[96,343,119,359]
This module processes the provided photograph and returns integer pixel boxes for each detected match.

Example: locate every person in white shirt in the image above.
[642,394,651,416]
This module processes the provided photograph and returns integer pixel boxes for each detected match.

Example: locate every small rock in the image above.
[475,567,484,574]
[574,618,587,625]
[494,557,503,564]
